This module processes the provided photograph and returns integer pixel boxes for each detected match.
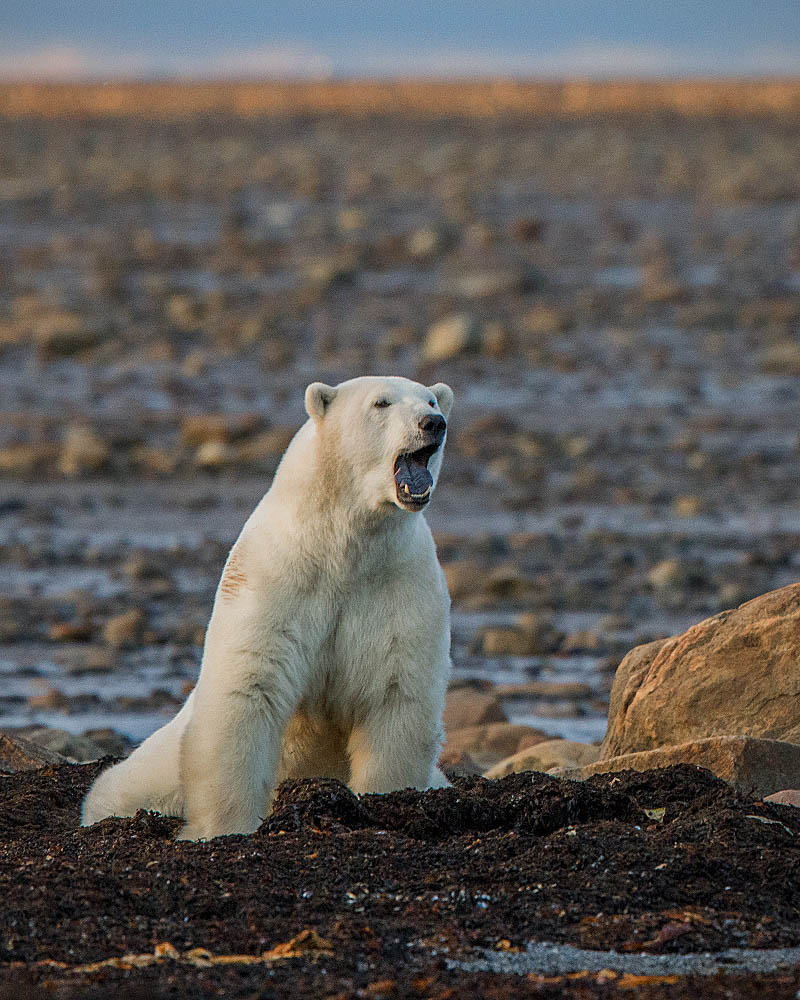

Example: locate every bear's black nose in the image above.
[419,414,446,442]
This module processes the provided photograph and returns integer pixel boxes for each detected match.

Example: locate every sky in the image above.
[1,1,799,80]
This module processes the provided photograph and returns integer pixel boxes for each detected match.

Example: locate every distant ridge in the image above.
[3,79,800,117]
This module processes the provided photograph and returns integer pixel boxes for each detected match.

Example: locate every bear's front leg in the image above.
[347,685,449,796]
[177,667,301,840]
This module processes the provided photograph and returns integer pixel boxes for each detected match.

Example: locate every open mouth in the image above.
[394,443,439,510]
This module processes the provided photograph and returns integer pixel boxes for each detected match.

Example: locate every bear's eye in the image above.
[374,398,391,409]
[428,399,437,408]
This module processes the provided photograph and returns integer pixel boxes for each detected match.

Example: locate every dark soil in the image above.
[1,762,799,998]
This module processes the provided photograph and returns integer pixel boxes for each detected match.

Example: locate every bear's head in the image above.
[305,376,453,515]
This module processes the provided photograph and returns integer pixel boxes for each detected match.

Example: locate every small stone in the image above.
[485,739,601,778]
[422,313,482,363]
[181,413,264,447]
[476,615,561,657]
[103,609,145,648]
[194,440,235,469]
[522,304,573,338]
[442,722,548,772]
[49,621,92,642]
[129,446,177,476]
[58,426,110,477]
[0,443,57,475]
[34,313,106,360]
[236,427,297,466]
[443,687,507,732]
[438,747,483,777]
[757,340,800,376]
[672,495,704,517]
[83,728,131,757]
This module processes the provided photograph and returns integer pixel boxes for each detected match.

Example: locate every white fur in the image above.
[82,376,454,840]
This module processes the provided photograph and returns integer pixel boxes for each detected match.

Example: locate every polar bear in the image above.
[82,376,454,840]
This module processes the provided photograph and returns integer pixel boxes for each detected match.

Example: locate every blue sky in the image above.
[2,1,799,78]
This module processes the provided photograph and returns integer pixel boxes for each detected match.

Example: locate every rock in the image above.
[442,722,549,772]
[56,645,115,674]
[443,687,507,731]
[58,425,110,476]
[522,304,573,338]
[407,227,446,258]
[0,443,57,475]
[603,584,800,758]
[6,726,104,762]
[757,340,800,377]
[510,217,545,242]
[129,445,177,476]
[437,747,483,778]
[764,789,800,807]
[568,737,800,800]
[83,728,131,757]
[485,739,601,778]
[646,558,696,591]
[236,427,297,466]
[193,440,236,469]
[34,312,106,360]
[441,559,484,602]
[180,413,264,447]
[0,733,68,772]
[49,620,93,642]
[103,608,145,648]
[476,613,561,657]
[422,313,482,363]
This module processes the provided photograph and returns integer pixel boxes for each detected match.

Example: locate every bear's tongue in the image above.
[394,453,433,503]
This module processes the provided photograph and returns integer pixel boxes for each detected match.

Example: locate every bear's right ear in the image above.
[305,382,338,422]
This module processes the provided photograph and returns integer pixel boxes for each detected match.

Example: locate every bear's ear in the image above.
[305,382,338,421]
[429,382,454,418]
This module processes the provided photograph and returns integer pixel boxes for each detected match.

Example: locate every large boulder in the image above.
[562,736,800,800]
[602,584,800,758]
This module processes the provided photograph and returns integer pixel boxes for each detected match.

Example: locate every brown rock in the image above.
[758,340,800,377]
[180,413,264,447]
[603,584,800,758]
[422,313,482,363]
[764,789,800,807]
[485,739,601,778]
[58,425,110,476]
[522,304,573,339]
[443,687,506,732]
[0,443,57,475]
[571,737,800,799]
[442,722,548,772]
[236,427,297,465]
[477,614,561,657]
[0,733,68,772]
[34,312,106,359]
[103,608,145,648]
[193,440,236,469]
[437,747,483,778]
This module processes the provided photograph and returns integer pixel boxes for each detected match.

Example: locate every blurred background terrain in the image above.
[1,1,800,758]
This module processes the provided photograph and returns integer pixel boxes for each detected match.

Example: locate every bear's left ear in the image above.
[429,382,454,418]
[305,382,338,422]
